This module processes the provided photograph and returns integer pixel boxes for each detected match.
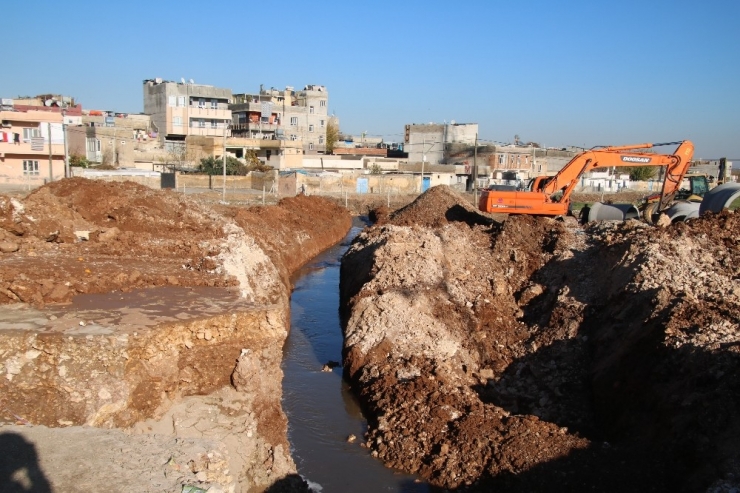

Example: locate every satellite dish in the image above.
[181,77,186,84]
[450,119,456,125]
[189,78,194,84]
[44,99,53,106]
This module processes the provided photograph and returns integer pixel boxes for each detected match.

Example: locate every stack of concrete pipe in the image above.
[582,182,740,224]
[581,202,641,223]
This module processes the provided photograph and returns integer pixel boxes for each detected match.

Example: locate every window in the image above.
[211,120,218,128]
[23,160,39,175]
[319,136,324,144]
[309,143,314,150]
[320,100,326,107]
[290,117,298,126]
[23,127,40,141]
[516,155,521,165]
[211,99,218,109]
[309,106,314,114]
[290,134,297,141]
[309,124,314,132]
[260,116,269,124]
[178,96,186,107]
[168,95,176,107]
[173,116,182,127]
[320,119,325,127]
[498,155,504,166]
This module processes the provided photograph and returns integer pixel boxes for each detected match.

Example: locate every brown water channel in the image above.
[283,218,430,492]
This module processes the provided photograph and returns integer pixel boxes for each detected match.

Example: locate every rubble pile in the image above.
[341,185,739,491]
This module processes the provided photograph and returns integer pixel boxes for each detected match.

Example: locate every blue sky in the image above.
[3,0,739,159]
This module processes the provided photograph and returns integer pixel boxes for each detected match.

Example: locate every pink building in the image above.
[0,108,66,186]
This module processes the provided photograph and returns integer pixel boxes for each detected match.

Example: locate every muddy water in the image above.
[283,218,430,492]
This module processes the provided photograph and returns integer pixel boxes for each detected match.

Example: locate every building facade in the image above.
[143,78,232,144]
[0,103,66,185]
[404,122,479,165]
[229,84,329,154]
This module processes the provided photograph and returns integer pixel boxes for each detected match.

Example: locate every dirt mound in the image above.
[382,185,494,229]
[0,178,352,492]
[0,179,351,306]
[341,192,740,491]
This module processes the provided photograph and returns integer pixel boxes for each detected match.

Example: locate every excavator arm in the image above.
[479,140,694,216]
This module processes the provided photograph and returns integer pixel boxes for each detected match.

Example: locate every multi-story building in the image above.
[0,100,66,184]
[142,78,232,147]
[404,122,479,165]
[67,113,155,166]
[230,84,329,154]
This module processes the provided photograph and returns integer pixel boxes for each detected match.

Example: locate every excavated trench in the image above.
[282,217,430,492]
[2,181,738,491]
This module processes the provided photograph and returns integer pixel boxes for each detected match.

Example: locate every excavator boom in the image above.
[478,140,694,216]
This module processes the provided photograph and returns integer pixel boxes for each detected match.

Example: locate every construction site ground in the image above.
[340,186,739,492]
[0,180,737,492]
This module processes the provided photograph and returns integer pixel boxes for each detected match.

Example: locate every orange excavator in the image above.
[478,141,695,217]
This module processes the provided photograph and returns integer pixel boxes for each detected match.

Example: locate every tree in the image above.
[198,156,248,175]
[69,154,90,168]
[325,121,339,154]
[626,166,658,181]
[244,150,273,172]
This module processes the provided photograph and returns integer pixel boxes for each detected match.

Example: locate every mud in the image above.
[340,185,739,491]
[0,178,351,492]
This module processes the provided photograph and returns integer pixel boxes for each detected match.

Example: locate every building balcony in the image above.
[185,107,231,119]
[0,140,65,157]
[231,122,280,132]
[186,125,229,138]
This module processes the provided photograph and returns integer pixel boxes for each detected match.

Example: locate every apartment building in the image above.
[0,100,66,184]
[230,84,329,154]
[143,78,232,145]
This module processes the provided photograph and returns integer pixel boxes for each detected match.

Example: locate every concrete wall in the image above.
[176,174,253,190]
[406,124,444,165]
[302,155,364,170]
[294,171,456,195]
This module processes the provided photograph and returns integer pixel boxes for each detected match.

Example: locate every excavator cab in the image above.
[677,175,710,201]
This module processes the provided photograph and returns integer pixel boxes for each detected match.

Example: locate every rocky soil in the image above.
[340,185,739,491]
[0,178,351,492]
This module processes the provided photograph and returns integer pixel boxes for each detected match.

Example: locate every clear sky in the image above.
[3,0,739,159]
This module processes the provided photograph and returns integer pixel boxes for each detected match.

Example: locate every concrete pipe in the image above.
[663,201,701,223]
[699,183,740,215]
[585,202,641,222]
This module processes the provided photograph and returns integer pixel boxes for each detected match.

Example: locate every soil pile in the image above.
[0,178,351,492]
[340,185,739,491]
[0,178,350,306]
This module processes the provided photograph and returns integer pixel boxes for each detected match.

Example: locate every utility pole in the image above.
[222,122,228,202]
[473,133,478,204]
[47,122,53,182]
[62,109,69,178]
[421,137,425,194]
